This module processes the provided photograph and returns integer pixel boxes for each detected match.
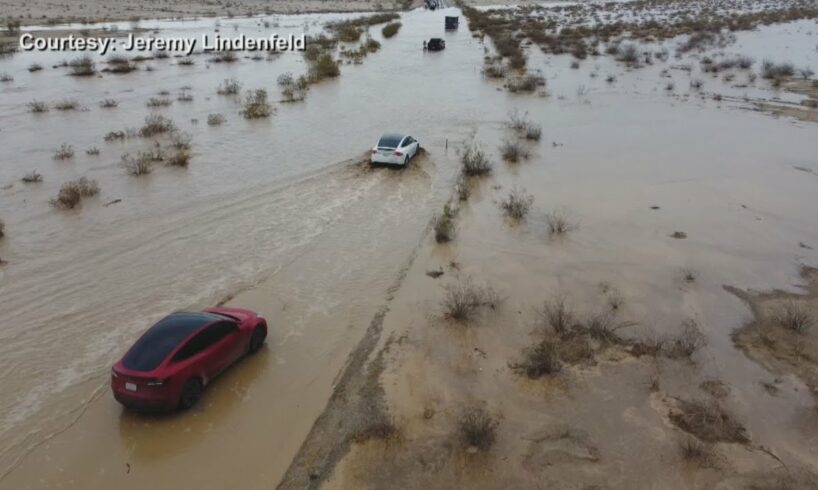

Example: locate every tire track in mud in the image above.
[277,208,435,490]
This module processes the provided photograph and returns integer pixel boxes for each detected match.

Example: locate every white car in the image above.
[370,133,420,166]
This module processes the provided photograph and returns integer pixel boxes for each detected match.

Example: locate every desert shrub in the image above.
[545,208,577,235]
[456,175,470,201]
[507,73,545,93]
[736,56,754,69]
[458,407,498,451]
[28,63,43,72]
[583,312,633,344]
[104,130,126,141]
[507,109,530,131]
[512,340,561,378]
[337,25,363,43]
[86,146,100,156]
[669,399,747,443]
[798,68,815,80]
[169,131,192,150]
[773,301,812,334]
[207,113,226,126]
[166,149,191,167]
[177,92,193,102]
[217,77,242,95]
[178,58,195,66]
[240,89,274,119]
[28,101,49,113]
[680,268,697,283]
[617,44,639,63]
[309,54,340,81]
[22,171,43,183]
[679,436,716,466]
[666,319,705,358]
[524,123,542,141]
[68,55,95,76]
[382,22,401,38]
[278,72,309,102]
[0,73,13,82]
[99,98,118,108]
[303,44,323,62]
[211,51,238,63]
[106,57,136,73]
[0,220,4,239]
[499,140,530,163]
[441,277,499,322]
[761,60,794,80]
[122,153,153,176]
[53,144,74,160]
[54,99,79,110]
[139,115,175,137]
[461,145,492,176]
[538,296,575,336]
[433,204,456,243]
[500,188,534,219]
[483,61,507,78]
[146,97,172,108]
[50,177,99,209]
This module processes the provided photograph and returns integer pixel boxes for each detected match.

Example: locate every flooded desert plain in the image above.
[1,0,818,489]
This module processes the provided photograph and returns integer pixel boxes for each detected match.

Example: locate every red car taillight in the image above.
[394,151,403,156]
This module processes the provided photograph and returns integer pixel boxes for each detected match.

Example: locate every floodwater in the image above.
[0,4,817,490]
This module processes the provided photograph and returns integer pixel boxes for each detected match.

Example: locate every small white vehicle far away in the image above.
[370,133,420,166]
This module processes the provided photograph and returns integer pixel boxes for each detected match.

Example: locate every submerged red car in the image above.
[111,307,267,411]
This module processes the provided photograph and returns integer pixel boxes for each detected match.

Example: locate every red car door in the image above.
[206,322,243,375]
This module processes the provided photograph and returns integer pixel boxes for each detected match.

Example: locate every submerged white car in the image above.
[370,133,420,166]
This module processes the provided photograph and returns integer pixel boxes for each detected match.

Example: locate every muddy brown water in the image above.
[1,4,818,489]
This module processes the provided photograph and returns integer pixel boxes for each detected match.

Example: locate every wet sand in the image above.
[1,2,818,489]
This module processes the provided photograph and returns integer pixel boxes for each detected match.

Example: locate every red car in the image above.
[111,307,267,411]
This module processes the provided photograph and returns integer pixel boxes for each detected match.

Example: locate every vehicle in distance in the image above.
[445,16,459,30]
[427,38,446,51]
[111,307,267,411]
[370,133,420,166]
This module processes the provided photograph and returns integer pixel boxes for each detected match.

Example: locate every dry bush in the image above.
[441,277,498,322]
[68,55,95,76]
[166,150,191,167]
[456,175,470,202]
[507,110,529,131]
[28,101,49,113]
[210,51,238,63]
[53,144,74,160]
[507,73,545,93]
[500,187,534,220]
[583,312,634,344]
[169,131,192,150]
[545,208,577,235]
[630,336,665,358]
[0,73,13,82]
[207,113,226,126]
[774,301,813,334]
[139,115,175,137]
[669,399,748,443]
[483,61,507,78]
[667,319,706,358]
[512,340,561,378]
[122,153,153,176]
[217,78,242,95]
[458,406,498,451]
[22,171,43,183]
[680,268,697,283]
[99,98,118,108]
[679,436,716,466]
[382,22,401,38]
[309,54,341,81]
[524,123,542,141]
[499,139,530,163]
[177,92,193,102]
[50,177,99,209]
[240,89,274,119]
[104,130,126,141]
[433,204,456,243]
[146,97,172,108]
[178,58,195,66]
[54,99,79,111]
[461,145,493,176]
[29,63,43,72]
[617,44,639,64]
[85,147,100,156]
[761,60,794,80]
[0,220,4,239]
[278,72,309,102]
[337,24,362,42]
[538,296,575,336]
